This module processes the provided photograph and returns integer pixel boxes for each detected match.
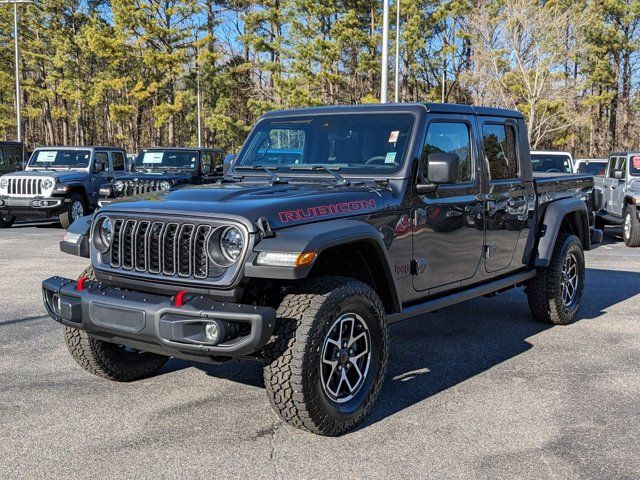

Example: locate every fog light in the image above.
[205,321,221,344]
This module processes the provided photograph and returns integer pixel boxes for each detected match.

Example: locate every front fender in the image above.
[59,215,93,258]
[244,219,401,310]
[534,198,589,268]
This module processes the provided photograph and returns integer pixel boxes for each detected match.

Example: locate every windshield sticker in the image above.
[36,151,57,163]
[388,131,400,143]
[278,199,377,223]
[143,152,164,164]
[633,156,640,169]
[385,152,397,164]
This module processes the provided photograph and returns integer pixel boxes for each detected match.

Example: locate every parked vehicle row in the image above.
[42,103,602,436]
[0,146,225,228]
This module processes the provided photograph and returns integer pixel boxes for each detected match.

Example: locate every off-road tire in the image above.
[63,266,169,381]
[0,213,15,228]
[623,206,640,247]
[263,276,388,436]
[525,233,585,325]
[59,193,86,229]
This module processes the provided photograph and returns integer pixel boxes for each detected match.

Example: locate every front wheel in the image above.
[623,206,640,247]
[526,233,585,325]
[263,276,388,436]
[0,212,15,228]
[64,266,169,381]
[59,193,86,229]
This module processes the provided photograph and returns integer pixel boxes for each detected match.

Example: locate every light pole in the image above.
[380,0,390,103]
[1,0,35,144]
[394,0,400,103]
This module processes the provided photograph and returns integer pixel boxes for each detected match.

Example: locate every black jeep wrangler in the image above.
[43,103,601,435]
[98,147,225,204]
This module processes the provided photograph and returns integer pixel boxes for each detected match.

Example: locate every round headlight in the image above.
[220,226,244,262]
[0,178,8,188]
[113,180,124,192]
[41,179,54,190]
[94,217,113,253]
[160,181,172,191]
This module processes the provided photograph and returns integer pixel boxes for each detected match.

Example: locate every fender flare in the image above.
[244,219,401,313]
[534,198,590,268]
[59,214,93,258]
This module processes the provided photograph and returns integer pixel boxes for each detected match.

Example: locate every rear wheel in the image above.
[526,233,585,325]
[59,193,86,229]
[0,212,15,228]
[263,276,388,436]
[64,266,169,381]
[623,206,640,247]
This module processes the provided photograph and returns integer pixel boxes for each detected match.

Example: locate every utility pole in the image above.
[394,0,400,103]
[0,0,35,144]
[380,0,390,103]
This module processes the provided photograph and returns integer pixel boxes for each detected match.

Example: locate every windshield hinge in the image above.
[256,217,275,238]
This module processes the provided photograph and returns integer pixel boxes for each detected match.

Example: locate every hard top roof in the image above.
[32,146,125,151]
[140,146,224,152]
[260,102,524,119]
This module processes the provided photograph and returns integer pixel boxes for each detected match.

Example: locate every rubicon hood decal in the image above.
[278,199,377,223]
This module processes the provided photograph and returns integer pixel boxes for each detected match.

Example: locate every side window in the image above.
[420,122,472,183]
[483,123,518,180]
[607,157,617,178]
[0,148,4,167]
[201,153,212,173]
[94,152,109,172]
[111,152,125,172]
[618,157,627,179]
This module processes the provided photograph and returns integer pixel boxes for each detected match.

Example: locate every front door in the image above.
[611,156,627,215]
[90,151,112,205]
[481,119,530,273]
[412,116,485,293]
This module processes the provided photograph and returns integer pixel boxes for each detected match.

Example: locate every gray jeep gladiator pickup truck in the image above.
[42,103,601,435]
[594,152,640,247]
[0,146,127,228]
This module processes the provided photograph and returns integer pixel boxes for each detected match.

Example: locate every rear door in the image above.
[481,118,532,273]
[110,151,126,177]
[412,114,485,293]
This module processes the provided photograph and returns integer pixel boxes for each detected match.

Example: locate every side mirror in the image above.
[614,169,624,180]
[201,164,213,175]
[223,154,236,176]
[416,153,460,194]
[94,159,105,173]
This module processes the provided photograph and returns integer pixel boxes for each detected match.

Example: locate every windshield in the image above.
[531,154,572,173]
[27,150,91,169]
[577,161,606,176]
[134,150,198,171]
[630,155,640,177]
[235,113,415,175]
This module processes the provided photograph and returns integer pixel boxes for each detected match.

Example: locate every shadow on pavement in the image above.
[144,267,640,428]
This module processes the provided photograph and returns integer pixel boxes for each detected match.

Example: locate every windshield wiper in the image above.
[290,165,351,186]
[235,165,287,184]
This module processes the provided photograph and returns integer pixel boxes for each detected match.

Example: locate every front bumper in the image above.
[0,196,66,215]
[42,276,276,361]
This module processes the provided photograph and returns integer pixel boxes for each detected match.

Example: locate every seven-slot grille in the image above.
[6,177,44,197]
[116,180,165,198]
[107,217,225,280]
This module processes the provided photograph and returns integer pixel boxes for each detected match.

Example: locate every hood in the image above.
[4,170,87,182]
[102,181,397,231]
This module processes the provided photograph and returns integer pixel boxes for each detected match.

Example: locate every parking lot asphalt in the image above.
[1,221,639,480]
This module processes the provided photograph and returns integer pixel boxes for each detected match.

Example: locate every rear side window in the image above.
[112,152,125,171]
[607,157,617,178]
[420,122,472,183]
[483,124,518,180]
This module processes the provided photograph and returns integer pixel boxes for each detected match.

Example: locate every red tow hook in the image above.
[175,290,188,307]
[76,276,88,291]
